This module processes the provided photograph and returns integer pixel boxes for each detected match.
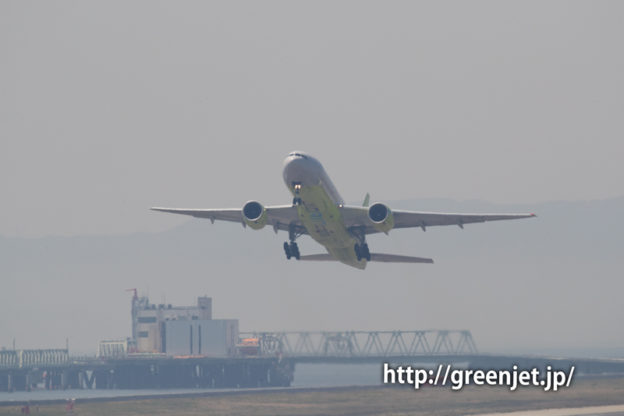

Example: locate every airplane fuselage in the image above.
[282,152,366,269]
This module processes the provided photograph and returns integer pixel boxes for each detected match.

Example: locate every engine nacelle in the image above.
[242,201,268,230]
[368,202,394,234]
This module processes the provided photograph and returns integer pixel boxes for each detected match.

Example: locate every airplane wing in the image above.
[340,205,536,234]
[300,253,433,263]
[150,205,303,234]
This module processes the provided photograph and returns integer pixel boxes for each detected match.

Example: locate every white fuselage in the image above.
[282,151,366,269]
[282,152,344,205]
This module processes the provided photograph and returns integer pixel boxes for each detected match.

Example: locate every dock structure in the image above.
[0,293,292,392]
[3,328,624,392]
[0,329,479,391]
[0,352,293,391]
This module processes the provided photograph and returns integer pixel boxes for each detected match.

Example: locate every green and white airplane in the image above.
[152,151,535,270]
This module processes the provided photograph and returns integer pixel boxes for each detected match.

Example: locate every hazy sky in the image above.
[2,1,623,238]
[1,1,624,356]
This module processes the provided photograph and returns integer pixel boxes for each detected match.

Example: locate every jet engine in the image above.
[242,201,268,230]
[368,202,394,234]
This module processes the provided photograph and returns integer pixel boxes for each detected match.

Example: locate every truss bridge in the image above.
[239,330,478,362]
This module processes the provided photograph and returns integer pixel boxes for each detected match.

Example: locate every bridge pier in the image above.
[24,372,31,391]
[1,371,29,392]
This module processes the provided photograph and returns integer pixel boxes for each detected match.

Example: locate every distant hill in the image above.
[1,197,622,356]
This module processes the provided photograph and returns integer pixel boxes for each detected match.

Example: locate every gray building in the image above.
[164,319,239,357]
[129,294,237,356]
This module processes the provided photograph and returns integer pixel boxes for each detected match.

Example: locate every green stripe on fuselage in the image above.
[292,185,366,270]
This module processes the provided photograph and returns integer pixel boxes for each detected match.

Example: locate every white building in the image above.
[130,295,238,356]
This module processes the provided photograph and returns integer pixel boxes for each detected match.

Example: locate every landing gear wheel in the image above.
[289,242,300,260]
[362,243,371,261]
[284,242,300,260]
[354,243,371,261]
[292,197,302,206]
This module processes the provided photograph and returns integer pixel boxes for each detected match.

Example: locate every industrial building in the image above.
[127,290,238,357]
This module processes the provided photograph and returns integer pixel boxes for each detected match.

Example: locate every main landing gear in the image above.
[354,243,371,261]
[351,227,371,262]
[283,241,300,260]
[284,223,301,260]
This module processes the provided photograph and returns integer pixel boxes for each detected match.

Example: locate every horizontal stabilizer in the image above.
[299,253,433,264]
[298,254,336,261]
[370,253,434,263]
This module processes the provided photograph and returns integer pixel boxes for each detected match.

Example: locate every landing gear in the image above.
[292,182,302,206]
[351,227,371,262]
[284,241,300,260]
[284,223,301,260]
[354,243,371,261]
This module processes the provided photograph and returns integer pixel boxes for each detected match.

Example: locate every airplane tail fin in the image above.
[299,253,433,264]
[362,193,370,207]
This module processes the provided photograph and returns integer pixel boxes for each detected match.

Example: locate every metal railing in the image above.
[239,330,477,357]
[0,349,69,369]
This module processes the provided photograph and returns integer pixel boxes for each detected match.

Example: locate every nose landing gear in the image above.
[292,182,302,206]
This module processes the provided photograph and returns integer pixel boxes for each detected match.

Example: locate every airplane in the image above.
[152,151,535,270]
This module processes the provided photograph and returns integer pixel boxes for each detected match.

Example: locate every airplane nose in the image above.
[283,152,318,186]
[283,155,303,175]
[283,154,296,166]
[283,151,309,171]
